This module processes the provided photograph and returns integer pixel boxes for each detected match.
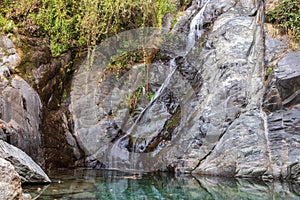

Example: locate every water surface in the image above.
[23,169,300,199]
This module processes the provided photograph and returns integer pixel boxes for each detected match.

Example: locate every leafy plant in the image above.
[148,92,155,101]
[127,86,143,109]
[266,0,300,41]
[0,0,175,56]
[0,15,15,33]
[265,66,273,78]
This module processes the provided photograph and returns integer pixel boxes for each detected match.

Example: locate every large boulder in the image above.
[0,157,23,200]
[0,36,45,166]
[1,75,45,166]
[0,139,50,183]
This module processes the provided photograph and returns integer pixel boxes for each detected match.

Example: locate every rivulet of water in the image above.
[107,58,178,172]
[186,0,210,53]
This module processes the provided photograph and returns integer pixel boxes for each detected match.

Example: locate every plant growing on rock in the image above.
[266,0,300,41]
[0,0,175,56]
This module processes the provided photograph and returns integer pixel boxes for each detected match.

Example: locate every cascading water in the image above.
[69,0,279,177]
[186,0,210,53]
[104,0,212,172]
[106,58,178,172]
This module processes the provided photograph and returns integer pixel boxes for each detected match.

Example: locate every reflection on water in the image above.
[23,169,300,200]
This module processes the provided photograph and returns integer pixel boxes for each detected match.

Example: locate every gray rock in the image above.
[0,139,50,183]
[287,162,300,182]
[275,52,300,107]
[0,36,45,167]
[0,157,23,200]
[69,0,268,176]
[65,0,300,180]
[193,113,269,178]
[0,36,20,72]
[265,38,287,65]
[263,50,300,109]
[0,36,14,50]
[1,76,44,166]
[265,101,300,179]
[263,36,300,180]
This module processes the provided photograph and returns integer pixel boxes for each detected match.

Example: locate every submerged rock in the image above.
[0,140,50,183]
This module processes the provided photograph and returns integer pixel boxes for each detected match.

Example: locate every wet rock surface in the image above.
[70,0,270,176]
[0,158,23,200]
[68,0,300,179]
[0,0,299,182]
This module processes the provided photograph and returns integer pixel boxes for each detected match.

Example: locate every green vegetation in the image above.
[266,0,300,41]
[265,66,273,79]
[0,15,15,33]
[148,92,155,101]
[127,86,143,109]
[126,85,155,109]
[108,50,144,80]
[0,0,175,56]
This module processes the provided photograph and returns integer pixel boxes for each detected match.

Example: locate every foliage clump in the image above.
[266,0,300,41]
[0,0,174,56]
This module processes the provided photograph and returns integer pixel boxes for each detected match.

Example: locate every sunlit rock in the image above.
[0,140,50,183]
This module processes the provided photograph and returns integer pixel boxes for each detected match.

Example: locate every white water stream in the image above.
[186,0,210,53]
[107,58,178,171]
[107,0,211,172]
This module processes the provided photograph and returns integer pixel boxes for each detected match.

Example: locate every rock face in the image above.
[43,107,84,169]
[1,76,45,166]
[68,0,300,180]
[14,36,83,169]
[263,38,300,180]
[0,36,45,166]
[0,139,51,183]
[0,35,81,170]
[1,0,298,181]
[0,158,23,200]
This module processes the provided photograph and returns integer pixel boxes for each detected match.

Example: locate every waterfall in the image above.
[106,58,178,172]
[105,0,211,172]
[186,0,210,53]
[69,0,283,177]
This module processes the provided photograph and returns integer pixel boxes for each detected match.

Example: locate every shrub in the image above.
[266,0,300,41]
[0,0,175,56]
